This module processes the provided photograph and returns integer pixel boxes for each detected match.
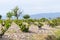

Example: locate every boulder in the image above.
[29,24,39,33]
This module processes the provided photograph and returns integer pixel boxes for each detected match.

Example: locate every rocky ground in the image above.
[0,22,57,40]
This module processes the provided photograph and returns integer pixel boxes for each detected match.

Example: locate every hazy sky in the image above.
[0,0,60,16]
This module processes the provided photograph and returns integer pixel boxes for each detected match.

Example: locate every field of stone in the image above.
[0,19,60,40]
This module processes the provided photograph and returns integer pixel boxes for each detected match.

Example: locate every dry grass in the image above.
[30,34,47,40]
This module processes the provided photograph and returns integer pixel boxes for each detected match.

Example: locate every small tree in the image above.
[0,15,2,19]
[23,14,30,19]
[7,12,12,20]
[13,6,22,19]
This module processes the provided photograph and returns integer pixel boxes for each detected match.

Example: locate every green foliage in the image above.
[4,20,12,30]
[4,20,12,24]
[48,21,56,27]
[13,6,22,19]
[0,28,5,38]
[55,30,60,37]
[40,18,49,22]
[28,19,35,22]
[23,14,30,19]
[54,30,60,40]
[13,6,19,17]
[0,20,11,37]
[14,20,29,32]
[18,22,22,26]
[1,28,6,35]
[20,24,29,32]
[39,22,43,26]
[7,11,12,19]
[49,22,55,27]
[49,18,60,27]
[14,19,23,25]
[55,18,60,25]
[5,23,11,29]
[52,19,57,26]
[0,20,3,23]
[38,22,43,28]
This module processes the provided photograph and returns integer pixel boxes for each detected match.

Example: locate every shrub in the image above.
[0,20,3,24]
[38,22,43,28]
[54,30,60,40]
[4,20,12,24]
[48,21,57,28]
[4,20,11,29]
[39,18,49,22]
[18,22,30,32]
[5,23,11,30]
[14,20,30,32]
[34,22,38,25]
[0,20,11,38]
[23,14,30,19]
[14,20,23,25]
[18,22,22,26]
[0,28,6,38]
[20,24,29,32]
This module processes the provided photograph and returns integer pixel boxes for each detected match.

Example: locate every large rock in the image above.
[3,22,21,40]
[0,24,3,34]
[29,24,39,33]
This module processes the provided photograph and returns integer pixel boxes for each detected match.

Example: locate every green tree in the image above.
[0,15,2,19]
[7,12,12,19]
[23,14,30,19]
[13,6,22,19]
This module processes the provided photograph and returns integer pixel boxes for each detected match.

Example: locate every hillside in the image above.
[30,13,60,19]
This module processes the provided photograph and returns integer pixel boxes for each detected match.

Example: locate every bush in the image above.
[48,21,57,28]
[2,20,11,33]
[39,18,49,22]
[4,20,11,29]
[38,22,43,28]
[0,20,11,38]
[34,22,38,25]
[0,28,6,38]
[5,23,11,29]
[0,20,3,24]
[14,20,23,25]
[54,30,60,40]
[20,24,29,32]
[18,23,22,26]
[18,22,30,32]
[14,20,29,32]
[4,20,12,24]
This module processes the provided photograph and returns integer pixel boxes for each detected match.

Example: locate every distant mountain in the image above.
[30,13,60,19]
[2,13,60,19]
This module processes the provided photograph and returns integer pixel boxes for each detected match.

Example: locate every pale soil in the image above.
[0,22,59,40]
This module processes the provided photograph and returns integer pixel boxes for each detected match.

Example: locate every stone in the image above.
[29,24,39,33]
[3,22,21,40]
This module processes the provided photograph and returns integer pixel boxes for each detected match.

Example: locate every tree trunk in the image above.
[17,17,18,20]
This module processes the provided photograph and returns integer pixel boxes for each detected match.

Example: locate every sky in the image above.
[0,0,60,16]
